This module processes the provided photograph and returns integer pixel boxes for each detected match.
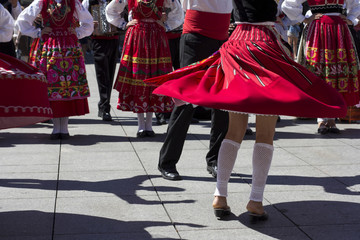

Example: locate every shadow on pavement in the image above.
[0,210,203,239]
[238,200,360,240]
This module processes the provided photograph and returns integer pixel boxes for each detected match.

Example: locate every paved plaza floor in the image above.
[1,63,360,239]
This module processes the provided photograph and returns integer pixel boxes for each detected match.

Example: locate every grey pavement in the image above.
[1,61,360,240]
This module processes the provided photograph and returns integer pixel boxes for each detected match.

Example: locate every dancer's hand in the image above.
[303,13,322,24]
[41,27,52,35]
[125,19,138,30]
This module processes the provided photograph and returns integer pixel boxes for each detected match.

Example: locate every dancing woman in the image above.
[145,0,347,221]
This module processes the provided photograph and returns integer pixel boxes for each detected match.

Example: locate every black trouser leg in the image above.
[0,41,16,58]
[206,109,229,166]
[92,38,119,113]
[158,104,195,171]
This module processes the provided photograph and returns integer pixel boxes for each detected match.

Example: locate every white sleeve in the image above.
[105,0,128,30]
[164,0,184,31]
[74,0,94,39]
[11,1,22,20]
[281,0,307,23]
[0,4,15,42]
[15,0,42,39]
[82,0,90,11]
[346,0,360,25]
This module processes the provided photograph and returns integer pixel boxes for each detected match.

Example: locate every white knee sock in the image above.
[137,113,145,131]
[52,118,61,134]
[214,139,240,197]
[145,112,153,131]
[60,117,69,134]
[249,143,274,202]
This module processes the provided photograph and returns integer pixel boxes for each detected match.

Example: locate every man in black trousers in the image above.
[83,0,119,121]
[157,1,233,180]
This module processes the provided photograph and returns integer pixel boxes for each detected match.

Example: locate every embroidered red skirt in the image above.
[0,53,52,129]
[303,15,359,106]
[145,24,347,118]
[29,32,90,118]
[114,21,174,113]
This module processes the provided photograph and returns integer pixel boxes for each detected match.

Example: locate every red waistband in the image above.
[182,10,230,40]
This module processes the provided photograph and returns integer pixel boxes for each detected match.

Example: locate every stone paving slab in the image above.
[1,63,360,239]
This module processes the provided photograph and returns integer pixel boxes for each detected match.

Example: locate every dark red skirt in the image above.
[303,15,359,106]
[114,21,174,113]
[50,98,89,118]
[0,53,52,129]
[145,24,347,118]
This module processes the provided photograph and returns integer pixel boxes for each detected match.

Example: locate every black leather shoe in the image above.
[207,165,217,178]
[245,128,253,135]
[145,130,155,137]
[158,167,182,180]
[137,130,146,138]
[50,133,61,140]
[102,112,112,121]
[60,133,70,140]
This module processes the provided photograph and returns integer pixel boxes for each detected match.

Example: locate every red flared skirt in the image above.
[302,15,359,106]
[0,53,52,129]
[114,21,174,113]
[145,24,347,118]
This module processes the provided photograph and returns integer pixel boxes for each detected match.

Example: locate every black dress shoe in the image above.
[60,133,70,139]
[50,133,61,140]
[137,130,146,138]
[245,128,253,135]
[102,112,112,121]
[207,165,217,178]
[145,130,155,137]
[158,167,182,180]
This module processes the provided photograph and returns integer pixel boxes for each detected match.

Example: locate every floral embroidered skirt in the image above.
[29,32,90,117]
[114,21,174,113]
[145,24,347,118]
[299,15,360,106]
[0,53,52,129]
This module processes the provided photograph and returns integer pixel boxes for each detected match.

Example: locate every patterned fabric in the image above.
[145,24,347,118]
[302,15,359,106]
[29,0,90,102]
[0,53,52,129]
[114,0,174,113]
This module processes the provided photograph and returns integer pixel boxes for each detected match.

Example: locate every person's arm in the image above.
[281,0,307,23]
[105,0,128,30]
[163,0,184,31]
[0,4,15,42]
[82,0,90,10]
[11,0,22,19]
[15,0,43,38]
[346,0,360,26]
[74,0,94,39]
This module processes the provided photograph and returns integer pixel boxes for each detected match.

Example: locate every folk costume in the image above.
[16,0,94,139]
[0,53,52,130]
[0,0,21,57]
[83,0,119,121]
[146,0,347,118]
[105,0,183,136]
[282,0,360,133]
[147,0,347,220]
[282,0,360,107]
[156,0,232,181]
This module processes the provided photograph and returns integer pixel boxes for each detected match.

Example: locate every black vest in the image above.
[232,0,277,23]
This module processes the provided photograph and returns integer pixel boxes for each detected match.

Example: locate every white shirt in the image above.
[181,0,232,14]
[0,4,15,42]
[105,0,184,31]
[282,0,360,25]
[15,0,94,39]
[11,1,22,20]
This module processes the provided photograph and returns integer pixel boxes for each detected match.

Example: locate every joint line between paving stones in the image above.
[126,138,183,239]
[51,143,62,240]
